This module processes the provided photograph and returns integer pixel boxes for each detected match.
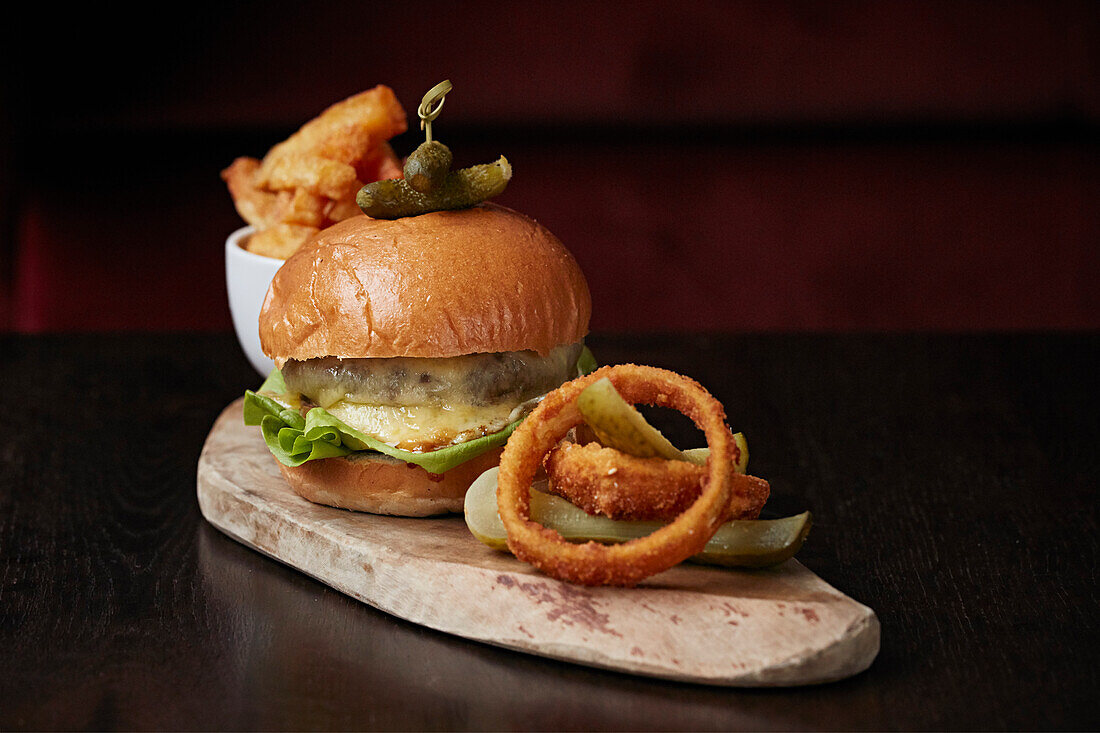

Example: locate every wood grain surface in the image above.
[1,333,1097,730]
[198,399,878,686]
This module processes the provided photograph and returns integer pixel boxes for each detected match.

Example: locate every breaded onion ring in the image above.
[496,364,733,586]
[544,442,770,522]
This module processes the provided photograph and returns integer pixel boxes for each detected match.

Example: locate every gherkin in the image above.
[403,140,454,193]
[358,156,511,219]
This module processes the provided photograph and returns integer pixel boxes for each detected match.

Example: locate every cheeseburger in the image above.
[243,202,592,516]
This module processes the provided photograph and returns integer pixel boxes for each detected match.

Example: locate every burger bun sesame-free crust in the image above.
[277,447,505,517]
[259,203,591,365]
[258,203,590,516]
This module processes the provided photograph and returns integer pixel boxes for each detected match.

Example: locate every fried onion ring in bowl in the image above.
[543,442,770,522]
[496,364,733,586]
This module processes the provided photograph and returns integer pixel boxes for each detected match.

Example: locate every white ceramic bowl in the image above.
[225,226,283,377]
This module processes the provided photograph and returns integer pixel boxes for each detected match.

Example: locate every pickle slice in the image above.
[357,156,511,219]
[464,467,810,569]
[577,377,684,460]
[682,434,748,473]
[403,140,453,193]
[732,432,749,474]
[578,379,750,471]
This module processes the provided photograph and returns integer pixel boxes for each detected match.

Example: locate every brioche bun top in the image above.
[259,203,590,362]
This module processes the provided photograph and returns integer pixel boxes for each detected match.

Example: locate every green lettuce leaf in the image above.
[577,344,598,376]
[243,345,598,472]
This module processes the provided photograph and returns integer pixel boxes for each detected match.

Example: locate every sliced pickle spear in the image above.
[578,378,750,471]
[577,377,684,460]
[732,432,749,473]
[682,434,748,473]
[357,156,511,219]
[464,467,810,569]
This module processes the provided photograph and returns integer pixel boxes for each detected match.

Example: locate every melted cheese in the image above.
[325,397,538,452]
[281,342,585,452]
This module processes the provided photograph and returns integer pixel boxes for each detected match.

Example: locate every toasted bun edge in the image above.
[276,447,505,516]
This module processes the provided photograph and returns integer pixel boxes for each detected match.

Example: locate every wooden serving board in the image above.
[197,399,879,686]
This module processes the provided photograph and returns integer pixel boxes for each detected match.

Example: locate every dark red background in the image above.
[2,1,1097,333]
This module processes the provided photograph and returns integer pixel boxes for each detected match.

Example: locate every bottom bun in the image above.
[276,448,504,517]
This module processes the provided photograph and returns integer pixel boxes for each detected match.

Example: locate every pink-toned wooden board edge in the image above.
[197,399,879,686]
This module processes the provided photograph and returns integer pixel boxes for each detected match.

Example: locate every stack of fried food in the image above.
[222,85,407,259]
[466,365,812,587]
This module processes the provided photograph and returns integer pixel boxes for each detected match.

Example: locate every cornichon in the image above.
[403,140,454,193]
[464,467,811,568]
[357,156,511,219]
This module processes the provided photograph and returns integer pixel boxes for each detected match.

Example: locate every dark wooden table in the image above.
[1,332,1096,730]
